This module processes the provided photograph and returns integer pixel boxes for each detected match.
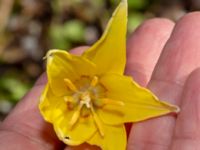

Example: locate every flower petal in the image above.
[39,84,66,123]
[46,50,96,96]
[82,0,127,75]
[39,84,97,145]
[98,73,179,125]
[88,124,126,150]
[53,114,97,146]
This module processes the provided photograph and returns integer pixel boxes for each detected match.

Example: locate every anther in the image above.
[90,76,98,87]
[102,98,124,106]
[64,78,78,92]
[91,107,104,137]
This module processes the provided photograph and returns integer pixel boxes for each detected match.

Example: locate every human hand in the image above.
[1,12,200,150]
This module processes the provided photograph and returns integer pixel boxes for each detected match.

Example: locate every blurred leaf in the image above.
[128,12,145,32]
[128,0,148,10]
[63,20,85,42]
[0,75,30,102]
[0,100,13,114]
[49,24,71,50]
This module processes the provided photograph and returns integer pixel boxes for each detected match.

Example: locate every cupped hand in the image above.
[1,12,200,150]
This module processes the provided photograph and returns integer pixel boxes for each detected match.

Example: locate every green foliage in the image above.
[0,75,31,103]
[49,20,85,50]
[128,12,145,32]
[49,24,71,50]
[128,0,148,10]
[63,20,85,42]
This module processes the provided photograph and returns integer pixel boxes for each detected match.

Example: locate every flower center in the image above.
[64,76,124,137]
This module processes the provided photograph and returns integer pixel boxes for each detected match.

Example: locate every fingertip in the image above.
[183,67,200,94]
[126,18,174,86]
[168,12,200,47]
[34,72,47,86]
[70,46,90,56]
[128,18,174,44]
[178,11,200,24]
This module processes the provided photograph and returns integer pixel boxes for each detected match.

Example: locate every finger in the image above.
[0,46,88,150]
[65,143,101,150]
[70,46,89,55]
[125,18,174,86]
[125,18,174,137]
[171,68,200,150]
[128,12,200,150]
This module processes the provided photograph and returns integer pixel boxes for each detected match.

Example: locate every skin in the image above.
[1,12,200,150]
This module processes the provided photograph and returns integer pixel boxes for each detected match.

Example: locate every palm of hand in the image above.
[1,12,200,150]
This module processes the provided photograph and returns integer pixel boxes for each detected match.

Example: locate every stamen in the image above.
[90,76,98,87]
[69,104,83,129]
[102,98,124,106]
[64,78,78,92]
[91,107,104,137]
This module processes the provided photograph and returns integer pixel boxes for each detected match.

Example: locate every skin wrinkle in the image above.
[149,76,184,105]
[129,138,169,150]
[174,132,200,142]
[1,110,56,142]
[126,18,174,87]
[0,107,61,150]
[150,77,184,87]
[0,129,49,150]
[172,130,200,149]
[0,131,48,150]
[152,14,200,85]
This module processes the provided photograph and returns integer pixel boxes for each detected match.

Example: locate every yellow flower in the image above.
[39,0,179,150]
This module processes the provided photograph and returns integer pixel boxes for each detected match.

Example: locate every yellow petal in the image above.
[46,50,96,96]
[54,114,97,146]
[39,84,66,123]
[98,73,179,125]
[82,0,127,75]
[88,124,126,150]
[39,84,97,145]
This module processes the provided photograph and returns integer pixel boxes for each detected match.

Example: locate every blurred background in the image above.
[0,0,199,120]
